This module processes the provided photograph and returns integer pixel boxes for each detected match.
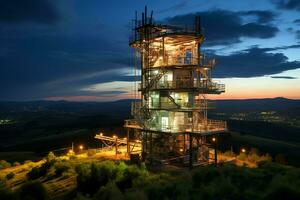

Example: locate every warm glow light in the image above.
[79,145,83,150]
[212,137,216,142]
[180,148,183,152]
[100,133,103,136]
[113,135,117,139]
[241,148,246,153]
[69,150,74,154]
[136,139,140,143]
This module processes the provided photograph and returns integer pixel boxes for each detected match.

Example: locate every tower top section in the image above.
[130,6,204,47]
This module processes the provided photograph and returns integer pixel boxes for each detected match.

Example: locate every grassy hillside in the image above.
[0,152,299,200]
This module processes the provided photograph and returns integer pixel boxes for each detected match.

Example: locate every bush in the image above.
[87,149,97,157]
[0,188,14,200]
[264,184,300,200]
[24,160,32,164]
[0,179,14,200]
[13,162,20,167]
[54,163,70,177]
[76,162,116,195]
[46,152,56,162]
[247,152,260,163]
[6,172,15,180]
[27,160,55,180]
[275,154,287,165]
[223,150,236,157]
[237,153,247,161]
[69,155,77,160]
[116,165,145,192]
[17,181,48,200]
[0,160,11,169]
[27,167,46,180]
[93,182,123,200]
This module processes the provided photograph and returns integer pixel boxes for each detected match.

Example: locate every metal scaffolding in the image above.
[124,7,227,168]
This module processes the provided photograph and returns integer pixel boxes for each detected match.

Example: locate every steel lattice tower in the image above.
[124,7,227,168]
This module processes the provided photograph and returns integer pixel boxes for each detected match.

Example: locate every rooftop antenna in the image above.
[198,16,202,34]
[145,6,147,24]
[150,10,153,24]
[195,16,198,33]
[135,11,137,39]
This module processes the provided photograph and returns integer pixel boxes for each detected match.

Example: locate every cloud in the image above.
[239,10,277,23]
[158,0,190,13]
[211,46,300,78]
[164,10,279,46]
[296,30,300,40]
[272,0,300,11]
[294,19,300,24]
[0,0,60,24]
[270,76,297,79]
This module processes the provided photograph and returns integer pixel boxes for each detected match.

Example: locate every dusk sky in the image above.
[1,0,300,101]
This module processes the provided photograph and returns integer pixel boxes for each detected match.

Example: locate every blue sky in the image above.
[0,0,299,101]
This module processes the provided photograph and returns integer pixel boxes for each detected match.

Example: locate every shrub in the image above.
[17,181,48,200]
[247,152,260,163]
[69,155,77,160]
[275,154,287,165]
[73,193,91,200]
[264,184,300,200]
[87,149,96,157]
[6,172,15,180]
[237,153,247,161]
[76,162,116,195]
[0,160,11,169]
[223,150,236,157]
[116,165,143,192]
[46,152,56,162]
[54,163,70,177]
[27,167,46,180]
[0,178,14,200]
[27,160,54,180]
[13,162,20,167]
[0,187,14,200]
[24,160,32,164]
[93,182,123,200]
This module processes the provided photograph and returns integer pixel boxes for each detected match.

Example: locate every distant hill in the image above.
[0,99,132,114]
[0,97,299,114]
[211,97,300,112]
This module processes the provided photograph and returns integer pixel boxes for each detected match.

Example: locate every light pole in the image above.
[79,145,83,153]
[113,135,118,156]
[212,137,217,166]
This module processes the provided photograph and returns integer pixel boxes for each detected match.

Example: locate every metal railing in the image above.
[129,24,199,44]
[151,100,214,110]
[124,119,142,129]
[145,119,227,134]
[131,100,213,112]
[138,80,225,93]
[152,56,198,67]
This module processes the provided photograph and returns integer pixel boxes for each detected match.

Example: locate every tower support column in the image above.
[189,132,193,169]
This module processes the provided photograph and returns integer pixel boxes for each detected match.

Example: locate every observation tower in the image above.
[124,7,227,168]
